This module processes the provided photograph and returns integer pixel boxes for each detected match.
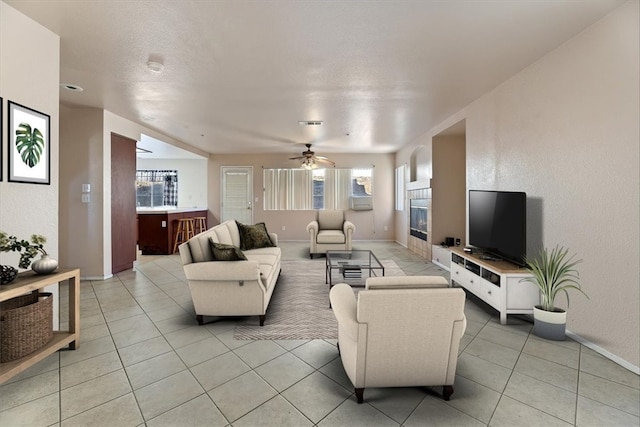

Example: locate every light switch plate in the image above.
[81,194,91,203]
[82,183,91,193]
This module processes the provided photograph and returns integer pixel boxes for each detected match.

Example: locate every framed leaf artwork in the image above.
[8,101,50,184]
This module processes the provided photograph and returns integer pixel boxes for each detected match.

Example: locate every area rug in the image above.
[234,259,405,340]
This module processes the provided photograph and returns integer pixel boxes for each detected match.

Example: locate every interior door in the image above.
[111,133,137,273]
[221,167,253,224]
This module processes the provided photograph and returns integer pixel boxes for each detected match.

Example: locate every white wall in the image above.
[0,2,60,326]
[136,158,208,208]
[396,1,639,370]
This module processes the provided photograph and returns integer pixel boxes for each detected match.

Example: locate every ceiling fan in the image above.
[289,143,335,169]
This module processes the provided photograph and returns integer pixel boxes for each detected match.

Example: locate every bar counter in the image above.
[137,207,208,255]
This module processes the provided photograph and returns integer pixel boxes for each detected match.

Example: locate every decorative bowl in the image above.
[0,265,18,285]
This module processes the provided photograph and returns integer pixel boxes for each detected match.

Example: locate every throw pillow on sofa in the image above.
[209,240,248,261]
[236,221,275,250]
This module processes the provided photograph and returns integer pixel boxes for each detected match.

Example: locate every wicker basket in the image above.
[0,292,53,363]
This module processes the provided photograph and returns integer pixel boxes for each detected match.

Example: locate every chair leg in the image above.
[355,388,364,404]
[259,315,266,326]
[443,385,454,401]
[337,342,340,356]
[196,315,204,325]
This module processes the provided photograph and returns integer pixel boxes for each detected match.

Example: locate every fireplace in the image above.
[410,198,428,241]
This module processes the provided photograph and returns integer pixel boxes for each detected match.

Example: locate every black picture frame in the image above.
[7,101,50,185]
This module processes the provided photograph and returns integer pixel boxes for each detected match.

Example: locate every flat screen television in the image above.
[468,190,527,266]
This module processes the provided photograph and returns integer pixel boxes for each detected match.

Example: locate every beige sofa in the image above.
[178,220,281,326]
[306,210,356,258]
[329,276,467,403]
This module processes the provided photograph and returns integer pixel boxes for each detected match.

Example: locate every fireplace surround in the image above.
[407,188,431,260]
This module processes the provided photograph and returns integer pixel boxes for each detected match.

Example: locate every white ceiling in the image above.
[136,134,206,160]
[6,0,625,157]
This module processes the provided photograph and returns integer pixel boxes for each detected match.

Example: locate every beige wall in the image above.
[58,107,209,278]
[208,153,396,241]
[432,134,466,246]
[396,1,639,370]
[0,2,60,326]
[59,107,105,278]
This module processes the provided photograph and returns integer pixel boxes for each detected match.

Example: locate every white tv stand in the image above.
[449,247,539,324]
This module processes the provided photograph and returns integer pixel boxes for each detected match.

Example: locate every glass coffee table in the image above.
[325,250,385,291]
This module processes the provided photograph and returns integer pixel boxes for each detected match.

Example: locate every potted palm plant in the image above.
[521,246,589,340]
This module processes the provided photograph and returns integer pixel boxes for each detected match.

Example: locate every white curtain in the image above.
[264,168,372,211]
[324,169,351,210]
[264,169,312,210]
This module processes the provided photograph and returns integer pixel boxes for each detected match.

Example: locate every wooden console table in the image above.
[0,268,80,384]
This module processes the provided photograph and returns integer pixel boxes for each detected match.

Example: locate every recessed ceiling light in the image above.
[60,83,83,92]
[298,120,323,126]
[146,61,164,73]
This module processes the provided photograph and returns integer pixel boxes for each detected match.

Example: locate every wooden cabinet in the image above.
[0,268,80,384]
[431,245,451,271]
[450,248,539,324]
[137,209,208,255]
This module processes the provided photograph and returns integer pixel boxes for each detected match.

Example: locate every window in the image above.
[136,170,178,208]
[263,168,373,211]
[395,165,405,211]
[312,170,324,210]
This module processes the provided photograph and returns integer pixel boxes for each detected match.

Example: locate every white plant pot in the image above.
[533,305,567,341]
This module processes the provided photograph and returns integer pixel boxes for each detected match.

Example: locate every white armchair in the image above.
[329,276,467,403]
[306,210,355,258]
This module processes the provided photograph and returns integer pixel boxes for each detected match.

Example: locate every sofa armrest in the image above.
[269,232,278,246]
[306,220,319,235]
[178,242,193,265]
[343,220,355,235]
[459,314,467,337]
[329,283,359,341]
[183,260,261,282]
[365,275,449,290]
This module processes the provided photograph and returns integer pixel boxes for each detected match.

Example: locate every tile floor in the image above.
[0,241,638,426]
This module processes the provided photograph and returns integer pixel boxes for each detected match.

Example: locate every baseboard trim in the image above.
[395,240,408,248]
[566,329,640,375]
[81,274,113,281]
[432,260,450,272]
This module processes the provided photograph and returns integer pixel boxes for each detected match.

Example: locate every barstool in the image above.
[193,217,207,235]
[173,218,195,253]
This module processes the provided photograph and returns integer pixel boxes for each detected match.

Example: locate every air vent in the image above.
[298,121,323,126]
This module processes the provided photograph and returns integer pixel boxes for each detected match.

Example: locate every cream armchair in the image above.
[329,276,467,404]
[306,210,355,258]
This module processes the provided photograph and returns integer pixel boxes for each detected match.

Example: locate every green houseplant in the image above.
[521,245,589,340]
[0,231,49,269]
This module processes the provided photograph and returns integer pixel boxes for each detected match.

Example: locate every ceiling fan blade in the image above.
[315,156,331,160]
[289,156,306,160]
[315,158,335,165]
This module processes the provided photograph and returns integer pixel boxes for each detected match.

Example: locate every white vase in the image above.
[31,255,58,275]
